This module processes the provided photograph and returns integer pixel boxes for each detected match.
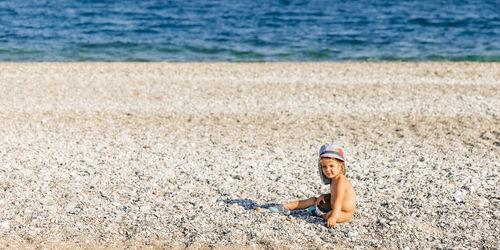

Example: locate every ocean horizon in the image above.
[0,0,499,62]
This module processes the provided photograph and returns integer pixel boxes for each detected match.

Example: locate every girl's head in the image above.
[317,143,345,184]
[320,157,345,177]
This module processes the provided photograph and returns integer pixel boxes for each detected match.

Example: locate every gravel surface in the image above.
[0,62,499,248]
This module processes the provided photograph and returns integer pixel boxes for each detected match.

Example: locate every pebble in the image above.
[0,63,498,248]
[348,231,358,238]
[0,221,10,232]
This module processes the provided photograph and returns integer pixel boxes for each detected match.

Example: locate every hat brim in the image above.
[320,152,344,161]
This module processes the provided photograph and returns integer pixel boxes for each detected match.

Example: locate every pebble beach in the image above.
[0,62,499,248]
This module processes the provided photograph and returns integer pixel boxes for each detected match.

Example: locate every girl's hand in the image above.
[315,194,325,207]
[327,216,336,227]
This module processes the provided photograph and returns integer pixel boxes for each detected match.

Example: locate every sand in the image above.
[0,62,499,248]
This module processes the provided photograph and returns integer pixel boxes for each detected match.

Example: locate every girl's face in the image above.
[320,158,342,179]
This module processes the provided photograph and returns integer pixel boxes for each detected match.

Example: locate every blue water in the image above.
[0,0,499,62]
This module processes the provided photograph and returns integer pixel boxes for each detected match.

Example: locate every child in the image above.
[269,143,356,227]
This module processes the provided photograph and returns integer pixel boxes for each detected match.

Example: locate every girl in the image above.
[269,143,356,227]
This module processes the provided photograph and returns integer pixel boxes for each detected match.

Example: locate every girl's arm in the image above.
[327,177,346,227]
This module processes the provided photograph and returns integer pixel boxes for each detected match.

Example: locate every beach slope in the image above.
[0,62,498,248]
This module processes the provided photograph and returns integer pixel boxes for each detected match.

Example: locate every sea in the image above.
[0,0,499,62]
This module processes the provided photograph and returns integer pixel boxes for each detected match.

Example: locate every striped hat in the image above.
[319,143,345,161]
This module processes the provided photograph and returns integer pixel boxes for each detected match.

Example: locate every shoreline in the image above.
[0,62,498,248]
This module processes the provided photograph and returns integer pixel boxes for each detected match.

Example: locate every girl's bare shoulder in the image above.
[339,175,355,191]
[330,175,351,189]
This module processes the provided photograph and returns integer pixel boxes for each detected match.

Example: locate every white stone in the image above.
[0,221,10,232]
[65,202,78,212]
[141,204,151,213]
[348,231,358,238]
[494,210,500,218]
